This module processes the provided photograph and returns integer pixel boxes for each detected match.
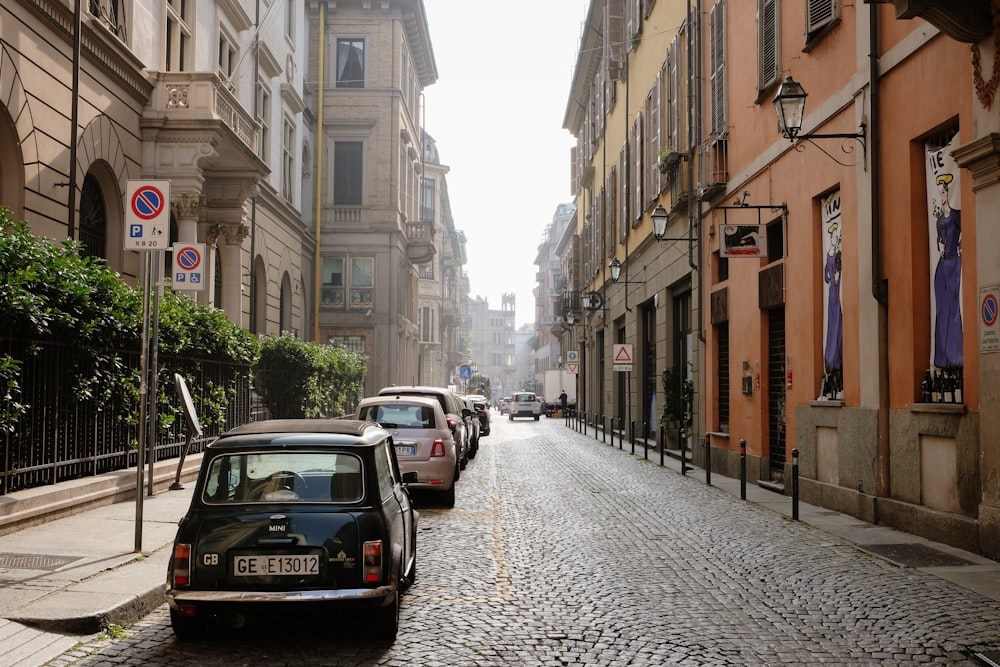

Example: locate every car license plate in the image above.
[395,445,416,456]
[233,554,319,576]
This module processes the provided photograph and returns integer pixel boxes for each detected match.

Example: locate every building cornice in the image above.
[868,0,992,43]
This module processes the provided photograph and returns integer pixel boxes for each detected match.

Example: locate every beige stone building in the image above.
[1,0,313,336]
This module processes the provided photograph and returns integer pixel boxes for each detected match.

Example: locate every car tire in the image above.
[170,609,204,641]
[372,590,400,640]
[534,415,540,421]
[453,460,460,482]
[441,482,456,508]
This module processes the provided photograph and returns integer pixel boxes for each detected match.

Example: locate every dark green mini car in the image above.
[165,420,418,640]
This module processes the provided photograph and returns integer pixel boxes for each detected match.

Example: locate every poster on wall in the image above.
[820,190,843,400]
[924,134,964,402]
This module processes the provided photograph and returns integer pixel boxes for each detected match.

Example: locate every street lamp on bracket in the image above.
[773,76,867,167]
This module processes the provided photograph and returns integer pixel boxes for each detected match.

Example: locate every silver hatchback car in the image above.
[357,395,459,507]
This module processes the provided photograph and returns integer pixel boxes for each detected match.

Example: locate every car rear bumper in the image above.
[168,585,394,607]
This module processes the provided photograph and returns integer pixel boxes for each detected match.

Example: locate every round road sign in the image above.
[131,185,166,221]
[176,246,202,271]
[983,293,998,328]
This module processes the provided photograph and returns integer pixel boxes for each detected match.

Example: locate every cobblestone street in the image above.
[51,416,1000,666]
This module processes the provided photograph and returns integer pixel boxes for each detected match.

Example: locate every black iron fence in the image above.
[1,337,254,496]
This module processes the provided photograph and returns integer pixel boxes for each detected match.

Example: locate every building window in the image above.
[766,216,784,263]
[321,256,374,308]
[420,177,435,221]
[351,257,374,306]
[321,257,344,306]
[336,38,365,88]
[805,0,839,47]
[282,116,295,202]
[334,141,363,205]
[420,306,435,342]
[218,28,238,86]
[89,0,127,42]
[79,174,107,260]
[329,335,366,354]
[285,0,295,40]
[166,0,191,72]
[757,0,780,94]
[257,83,271,163]
[418,262,434,280]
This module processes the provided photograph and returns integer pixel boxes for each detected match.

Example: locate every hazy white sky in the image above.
[422,0,589,328]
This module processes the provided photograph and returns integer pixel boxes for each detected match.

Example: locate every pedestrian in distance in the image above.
[559,390,567,412]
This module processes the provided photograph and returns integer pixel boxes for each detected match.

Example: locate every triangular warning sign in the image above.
[566,362,578,374]
[614,345,632,363]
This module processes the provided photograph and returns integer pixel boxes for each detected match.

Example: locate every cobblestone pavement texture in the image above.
[43,417,1000,666]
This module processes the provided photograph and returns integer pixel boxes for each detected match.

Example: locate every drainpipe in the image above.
[313,2,326,342]
[869,3,890,498]
[68,0,82,241]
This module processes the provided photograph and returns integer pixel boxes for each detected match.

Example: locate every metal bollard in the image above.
[704,433,711,486]
[618,417,624,450]
[792,448,799,521]
[659,424,665,466]
[740,438,747,500]
[643,422,648,460]
[630,420,635,454]
[602,415,607,444]
[680,432,687,476]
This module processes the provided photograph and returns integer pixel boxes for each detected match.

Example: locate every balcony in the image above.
[405,220,436,263]
[143,72,263,172]
[697,134,728,202]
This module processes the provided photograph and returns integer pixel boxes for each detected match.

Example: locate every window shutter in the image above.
[807,0,838,35]
[606,0,626,81]
[710,0,727,135]
[758,0,778,92]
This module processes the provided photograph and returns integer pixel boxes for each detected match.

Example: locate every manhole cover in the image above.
[860,543,972,568]
[0,552,81,571]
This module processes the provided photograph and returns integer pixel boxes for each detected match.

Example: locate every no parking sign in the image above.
[171,243,206,291]
[124,180,170,250]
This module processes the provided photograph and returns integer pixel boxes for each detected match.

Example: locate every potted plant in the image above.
[630,32,641,49]
[658,147,682,173]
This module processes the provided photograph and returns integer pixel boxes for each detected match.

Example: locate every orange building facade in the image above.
[565,0,999,559]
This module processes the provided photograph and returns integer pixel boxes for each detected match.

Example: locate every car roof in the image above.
[378,385,455,396]
[358,395,445,412]
[210,419,388,449]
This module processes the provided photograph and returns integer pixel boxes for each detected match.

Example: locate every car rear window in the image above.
[202,451,364,505]
[359,403,435,429]
[515,394,537,403]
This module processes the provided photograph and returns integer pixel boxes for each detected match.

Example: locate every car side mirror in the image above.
[463,408,473,418]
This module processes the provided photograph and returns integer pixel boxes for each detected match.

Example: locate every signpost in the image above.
[124,179,171,551]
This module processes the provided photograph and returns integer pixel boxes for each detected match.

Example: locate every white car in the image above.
[508,392,542,421]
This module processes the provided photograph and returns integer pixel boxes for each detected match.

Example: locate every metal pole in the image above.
[146,251,162,496]
[792,448,800,520]
[602,414,606,444]
[680,430,687,475]
[134,252,151,552]
[629,420,635,455]
[643,421,648,460]
[740,438,747,500]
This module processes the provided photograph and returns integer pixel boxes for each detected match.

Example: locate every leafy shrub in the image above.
[256,334,366,419]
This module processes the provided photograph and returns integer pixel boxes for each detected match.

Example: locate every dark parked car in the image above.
[165,419,417,641]
[467,396,490,437]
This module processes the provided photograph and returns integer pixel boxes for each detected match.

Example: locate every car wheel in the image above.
[440,482,456,508]
[459,450,468,470]
[170,609,204,641]
[453,460,460,482]
[509,414,514,421]
[534,415,540,421]
[371,590,400,640]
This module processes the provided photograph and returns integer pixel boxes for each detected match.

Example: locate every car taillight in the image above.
[363,540,383,583]
[173,543,191,587]
[431,439,445,457]
[446,417,457,431]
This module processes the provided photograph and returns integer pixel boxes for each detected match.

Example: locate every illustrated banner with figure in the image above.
[925,135,963,373]
[820,190,842,399]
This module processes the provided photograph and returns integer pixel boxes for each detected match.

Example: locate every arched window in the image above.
[79,174,107,259]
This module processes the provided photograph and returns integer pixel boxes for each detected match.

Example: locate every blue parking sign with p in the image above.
[171,243,206,292]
